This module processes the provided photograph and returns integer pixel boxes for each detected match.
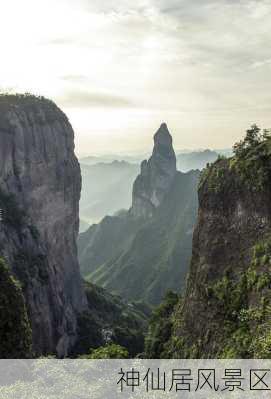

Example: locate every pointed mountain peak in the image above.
[154,122,173,147]
[130,123,177,219]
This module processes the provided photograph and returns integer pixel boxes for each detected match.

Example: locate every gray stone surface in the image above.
[131,123,177,218]
[0,96,86,357]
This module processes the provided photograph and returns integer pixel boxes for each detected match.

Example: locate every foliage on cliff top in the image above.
[230,124,271,191]
[200,124,271,193]
[0,92,68,123]
[0,257,32,358]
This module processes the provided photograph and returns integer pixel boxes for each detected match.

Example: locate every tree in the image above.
[80,344,129,359]
[144,290,179,358]
[244,124,261,147]
[233,124,261,158]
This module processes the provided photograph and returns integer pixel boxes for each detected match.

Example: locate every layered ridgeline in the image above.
[80,160,139,228]
[0,94,87,356]
[149,125,271,358]
[177,150,220,172]
[79,123,199,305]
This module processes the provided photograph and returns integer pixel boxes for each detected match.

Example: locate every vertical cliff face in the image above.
[131,123,177,218]
[0,94,86,357]
[167,142,271,358]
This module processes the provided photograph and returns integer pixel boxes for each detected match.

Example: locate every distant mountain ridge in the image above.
[79,148,232,168]
[80,160,139,226]
[80,154,146,166]
[177,149,219,172]
[78,124,199,305]
[79,147,225,228]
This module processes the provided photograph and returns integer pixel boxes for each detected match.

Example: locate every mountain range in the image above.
[79,160,138,228]
[78,123,199,305]
[79,149,230,232]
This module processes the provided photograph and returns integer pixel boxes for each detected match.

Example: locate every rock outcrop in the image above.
[165,138,271,358]
[0,94,86,357]
[131,123,177,218]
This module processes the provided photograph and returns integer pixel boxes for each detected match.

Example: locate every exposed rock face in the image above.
[131,123,177,218]
[0,95,86,357]
[167,148,271,358]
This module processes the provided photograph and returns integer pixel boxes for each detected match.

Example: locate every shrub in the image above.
[80,344,129,359]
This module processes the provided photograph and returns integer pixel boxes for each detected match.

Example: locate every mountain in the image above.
[177,149,219,172]
[0,94,86,357]
[78,123,199,305]
[153,131,271,358]
[130,123,177,218]
[79,219,90,233]
[80,160,139,224]
[79,148,229,225]
[0,93,151,359]
[80,154,146,166]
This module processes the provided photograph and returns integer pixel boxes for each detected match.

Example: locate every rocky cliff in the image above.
[79,123,199,305]
[131,123,177,218]
[164,134,271,358]
[0,94,86,357]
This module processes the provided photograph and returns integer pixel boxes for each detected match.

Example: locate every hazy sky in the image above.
[1,0,271,156]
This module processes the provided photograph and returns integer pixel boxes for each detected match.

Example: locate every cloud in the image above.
[61,75,89,82]
[3,0,271,154]
[57,89,135,109]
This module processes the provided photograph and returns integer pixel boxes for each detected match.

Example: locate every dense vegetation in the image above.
[80,344,129,359]
[200,124,271,193]
[231,124,271,191]
[165,235,271,358]
[0,257,32,358]
[212,236,271,358]
[73,281,151,358]
[144,291,179,358]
